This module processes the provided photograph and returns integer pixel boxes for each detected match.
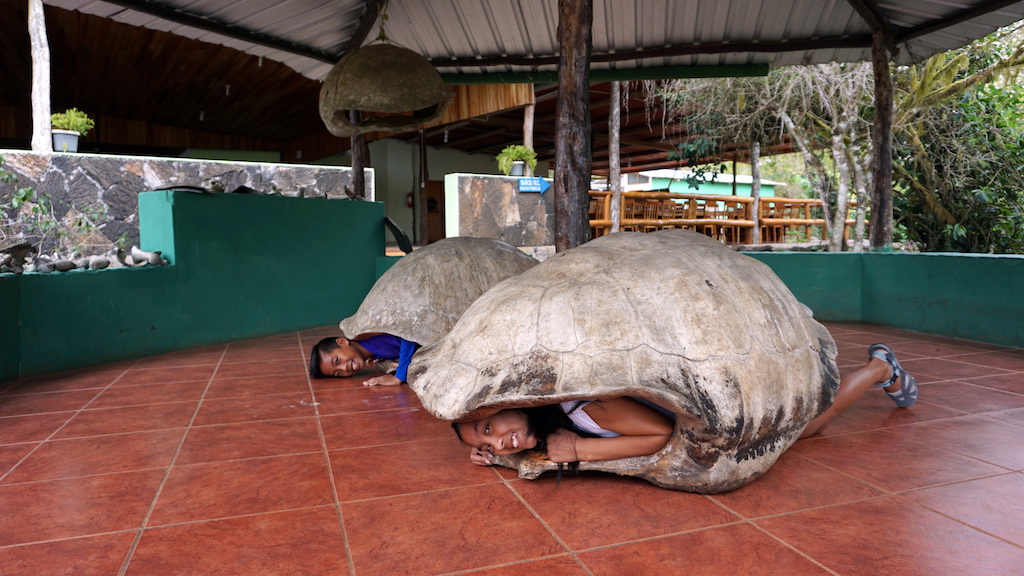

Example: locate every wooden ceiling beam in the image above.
[846,0,898,54]
[430,36,873,69]
[342,0,384,57]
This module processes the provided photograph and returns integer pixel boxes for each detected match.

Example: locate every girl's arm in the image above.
[546,397,673,463]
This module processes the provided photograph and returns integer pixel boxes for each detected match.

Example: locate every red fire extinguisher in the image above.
[406,192,414,208]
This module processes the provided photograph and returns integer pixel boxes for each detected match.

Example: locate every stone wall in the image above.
[0,151,366,257]
[444,173,555,260]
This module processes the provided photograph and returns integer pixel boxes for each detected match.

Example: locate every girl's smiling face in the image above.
[457,409,538,456]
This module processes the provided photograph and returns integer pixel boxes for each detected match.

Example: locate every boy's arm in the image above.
[363,339,419,386]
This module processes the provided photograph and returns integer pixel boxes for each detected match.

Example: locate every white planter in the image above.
[52,129,81,153]
[509,160,525,176]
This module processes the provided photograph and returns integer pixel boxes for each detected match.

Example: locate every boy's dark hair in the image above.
[308,336,342,379]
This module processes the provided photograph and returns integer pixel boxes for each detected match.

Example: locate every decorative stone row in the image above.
[0,241,168,274]
[0,152,360,264]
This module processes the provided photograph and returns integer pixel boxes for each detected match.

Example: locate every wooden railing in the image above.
[589,191,856,244]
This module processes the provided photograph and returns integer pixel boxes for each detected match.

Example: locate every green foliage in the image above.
[893,67,1024,253]
[495,145,537,175]
[50,108,95,136]
[666,138,727,189]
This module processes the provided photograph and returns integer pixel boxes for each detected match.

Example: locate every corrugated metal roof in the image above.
[42,0,1024,80]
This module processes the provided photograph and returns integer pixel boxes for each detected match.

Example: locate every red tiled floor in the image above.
[904,473,1024,546]
[148,453,334,526]
[579,523,831,575]
[126,508,351,576]
[1,429,183,484]
[789,428,1007,492]
[175,417,322,464]
[0,322,1021,575]
[54,401,199,438]
[342,484,564,576]
[709,449,886,517]
[0,469,164,546]
[0,532,136,576]
[756,496,1024,576]
[0,411,75,444]
[513,472,739,550]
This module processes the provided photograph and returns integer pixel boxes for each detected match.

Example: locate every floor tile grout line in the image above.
[0,360,140,484]
[894,490,1024,551]
[303,330,358,576]
[432,553,582,576]
[793,434,1017,497]
[496,475,598,576]
[692,491,850,572]
[744,519,844,576]
[116,346,228,576]
[114,503,340,533]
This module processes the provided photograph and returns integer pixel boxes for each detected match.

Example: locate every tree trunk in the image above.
[553,0,593,252]
[29,0,52,153]
[869,30,894,250]
[781,111,833,243]
[609,80,622,234]
[829,124,852,252]
[750,142,761,245]
[849,135,871,251]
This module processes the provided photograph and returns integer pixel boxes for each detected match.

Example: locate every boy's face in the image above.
[319,338,366,378]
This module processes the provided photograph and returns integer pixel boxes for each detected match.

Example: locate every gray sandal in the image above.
[868,343,919,408]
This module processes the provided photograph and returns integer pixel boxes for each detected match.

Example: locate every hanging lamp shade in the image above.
[319,43,454,138]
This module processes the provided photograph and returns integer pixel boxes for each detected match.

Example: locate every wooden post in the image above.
[523,101,535,177]
[869,29,894,250]
[29,0,52,153]
[609,80,622,234]
[349,110,369,199]
[553,0,593,251]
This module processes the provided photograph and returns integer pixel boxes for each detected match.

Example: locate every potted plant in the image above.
[495,144,537,176]
[50,108,95,153]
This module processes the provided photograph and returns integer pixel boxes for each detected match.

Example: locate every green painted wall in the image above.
[10,191,385,377]
[747,251,1024,348]
[860,252,1024,347]
[0,275,19,382]
[6,221,1023,383]
[747,253,864,321]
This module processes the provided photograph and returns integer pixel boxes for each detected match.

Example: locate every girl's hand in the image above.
[469,448,493,466]
[545,429,581,463]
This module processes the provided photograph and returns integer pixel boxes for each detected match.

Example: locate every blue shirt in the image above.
[358,334,420,382]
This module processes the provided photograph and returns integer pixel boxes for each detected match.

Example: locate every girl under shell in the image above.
[453,343,918,466]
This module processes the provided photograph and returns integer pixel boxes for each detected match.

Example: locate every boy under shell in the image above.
[308,334,419,386]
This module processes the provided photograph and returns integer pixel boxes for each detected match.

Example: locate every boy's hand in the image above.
[545,429,581,463]
[469,448,493,466]
[363,374,402,387]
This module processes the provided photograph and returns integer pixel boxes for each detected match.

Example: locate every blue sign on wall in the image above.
[518,177,550,194]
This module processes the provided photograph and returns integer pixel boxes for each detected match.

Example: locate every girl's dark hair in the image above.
[451,401,598,477]
[524,401,597,476]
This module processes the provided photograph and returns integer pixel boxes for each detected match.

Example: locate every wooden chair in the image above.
[589,196,608,237]
[659,199,680,229]
[642,199,661,233]
[620,198,639,232]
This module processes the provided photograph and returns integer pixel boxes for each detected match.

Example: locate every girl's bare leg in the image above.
[800,356,899,438]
